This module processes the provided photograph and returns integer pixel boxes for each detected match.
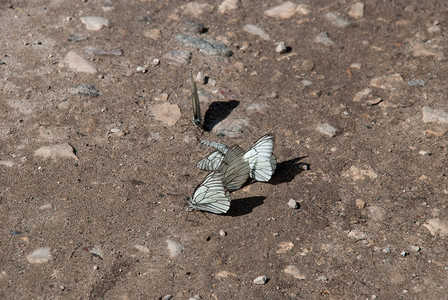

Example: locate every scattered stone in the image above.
[342,166,378,180]
[350,62,361,69]
[67,34,86,42]
[275,41,288,53]
[154,93,168,101]
[10,230,22,236]
[264,1,297,19]
[348,229,367,240]
[27,248,52,264]
[301,59,315,71]
[300,80,313,86]
[308,90,322,99]
[0,161,14,167]
[427,25,441,34]
[424,127,447,137]
[144,29,161,40]
[367,206,386,221]
[162,295,173,300]
[215,270,238,279]
[135,244,150,253]
[243,24,270,41]
[93,265,99,270]
[296,4,311,15]
[325,12,351,28]
[184,20,207,34]
[276,241,294,254]
[166,239,184,258]
[400,251,409,257]
[83,246,104,259]
[151,103,181,126]
[83,46,123,56]
[314,32,336,46]
[355,199,366,209]
[423,218,448,237]
[218,0,240,14]
[181,2,214,18]
[174,34,232,57]
[410,245,421,252]
[136,66,147,73]
[283,265,306,279]
[411,40,444,60]
[219,230,227,237]
[422,106,448,125]
[213,118,248,138]
[73,84,100,97]
[245,103,268,113]
[370,74,404,90]
[39,203,52,210]
[63,51,98,74]
[316,123,338,137]
[407,79,425,86]
[152,58,160,66]
[383,247,392,253]
[80,16,110,31]
[34,143,79,160]
[162,50,192,65]
[195,72,206,84]
[253,275,268,285]
[288,199,299,209]
[353,88,372,102]
[349,2,364,19]
[188,295,201,300]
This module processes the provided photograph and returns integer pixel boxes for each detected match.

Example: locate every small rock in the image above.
[74,84,100,97]
[152,58,160,66]
[355,199,366,209]
[348,229,367,240]
[314,32,336,46]
[383,247,392,253]
[367,206,386,221]
[283,265,306,279]
[67,34,86,42]
[353,88,372,102]
[411,40,444,60]
[162,50,192,65]
[219,230,227,237]
[189,295,202,300]
[264,1,297,19]
[308,90,321,99]
[400,251,409,257]
[243,24,270,41]
[39,203,52,210]
[27,248,52,264]
[135,244,150,253]
[166,239,184,258]
[144,29,161,40]
[410,245,421,252]
[9,230,22,236]
[174,34,232,57]
[215,270,238,279]
[349,2,364,19]
[301,59,315,71]
[370,74,404,90]
[424,127,447,137]
[34,143,79,160]
[218,0,240,14]
[136,66,147,73]
[0,161,14,168]
[325,12,351,28]
[276,241,294,254]
[195,72,206,84]
[212,117,248,137]
[83,46,123,56]
[423,218,448,236]
[93,265,99,270]
[155,93,168,101]
[407,79,425,86]
[427,25,441,34]
[275,41,287,53]
[181,2,214,18]
[288,199,298,209]
[342,166,378,180]
[364,98,383,106]
[63,51,98,74]
[162,295,173,300]
[296,4,311,15]
[350,62,361,69]
[316,123,338,137]
[184,20,207,34]
[151,103,181,126]
[300,80,312,86]
[422,106,448,125]
[253,275,268,285]
[80,16,110,31]
[83,246,104,259]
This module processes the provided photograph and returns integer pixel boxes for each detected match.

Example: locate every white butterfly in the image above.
[187,171,230,214]
[217,145,250,191]
[197,134,277,182]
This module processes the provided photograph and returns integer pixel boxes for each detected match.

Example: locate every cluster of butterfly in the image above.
[187,134,277,214]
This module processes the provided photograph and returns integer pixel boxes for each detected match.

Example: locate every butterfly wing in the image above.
[218,145,250,191]
[199,139,229,154]
[190,72,202,127]
[244,134,276,181]
[188,171,230,214]
[196,151,225,171]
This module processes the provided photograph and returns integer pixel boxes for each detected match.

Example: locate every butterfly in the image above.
[217,145,250,191]
[197,134,277,182]
[190,72,203,128]
[187,171,230,214]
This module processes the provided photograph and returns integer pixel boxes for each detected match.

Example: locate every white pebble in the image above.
[166,239,184,258]
[93,265,99,270]
[26,248,52,264]
[136,66,147,73]
[316,123,338,137]
[350,63,361,69]
[152,58,160,66]
[196,72,206,84]
[275,41,287,53]
[219,230,227,237]
[400,251,409,257]
[80,16,110,31]
[288,199,298,209]
[411,245,421,252]
[243,24,270,41]
[253,275,268,285]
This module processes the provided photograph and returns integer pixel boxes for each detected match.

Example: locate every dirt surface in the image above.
[1,0,448,299]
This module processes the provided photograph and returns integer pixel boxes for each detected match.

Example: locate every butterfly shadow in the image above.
[226,196,266,217]
[203,100,239,132]
[270,156,310,185]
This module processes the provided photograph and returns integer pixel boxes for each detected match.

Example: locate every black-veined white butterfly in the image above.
[187,171,230,214]
[190,72,203,128]
[197,134,277,182]
[217,145,250,191]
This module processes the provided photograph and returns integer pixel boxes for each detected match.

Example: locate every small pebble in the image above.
[243,24,270,41]
[163,295,173,300]
[410,245,421,252]
[218,0,239,14]
[288,199,298,209]
[349,2,364,19]
[253,275,268,285]
[174,34,232,57]
[300,80,313,86]
[275,41,287,53]
[188,295,202,300]
[422,106,448,125]
[136,66,147,73]
[93,265,99,270]
[219,230,227,237]
[34,143,79,160]
[166,239,184,258]
[264,2,297,19]
[350,63,361,69]
[74,84,100,97]
[152,58,160,66]
[314,32,336,46]
[383,247,392,253]
[196,72,206,84]
[80,16,110,31]
[325,12,351,28]
[63,51,98,74]
[407,79,425,86]
[185,20,207,34]
[400,251,409,257]
[308,90,321,99]
[162,50,192,65]
[316,123,338,137]
[26,248,52,264]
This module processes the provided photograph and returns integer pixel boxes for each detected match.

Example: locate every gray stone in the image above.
[83,46,123,56]
[288,199,298,209]
[264,1,297,19]
[316,123,338,137]
[325,12,351,28]
[422,106,448,124]
[63,51,98,74]
[74,84,100,97]
[314,32,336,46]
[243,24,270,41]
[27,248,52,264]
[174,34,232,57]
[34,143,79,160]
[166,239,184,257]
[407,79,425,86]
[80,16,110,31]
[253,275,268,285]
[218,0,240,14]
[162,50,192,65]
